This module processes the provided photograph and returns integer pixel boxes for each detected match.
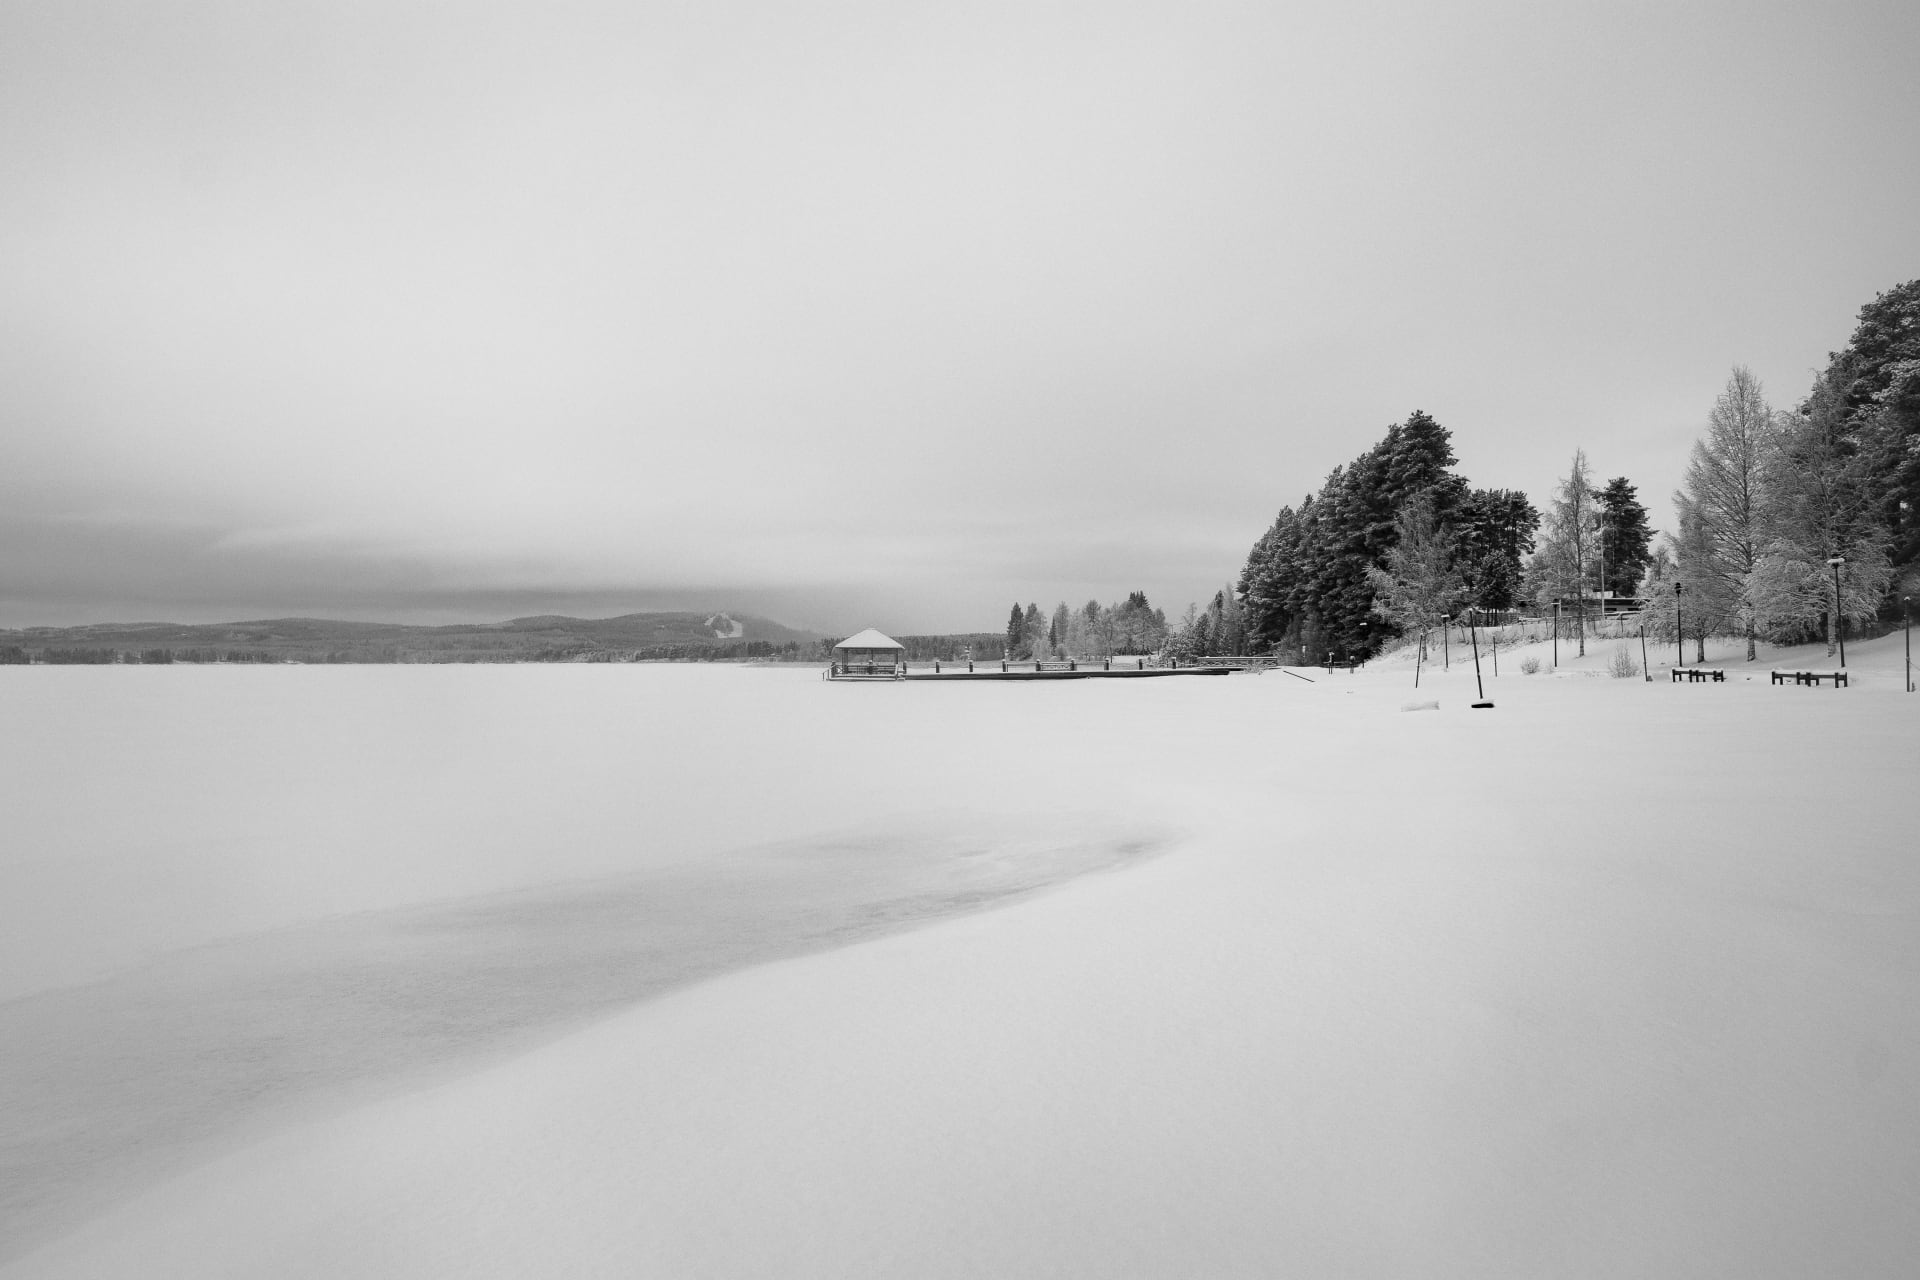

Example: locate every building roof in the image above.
[833,628,904,651]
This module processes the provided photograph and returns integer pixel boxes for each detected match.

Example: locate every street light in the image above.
[1673,581,1684,668]
[1905,594,1913,694]
[1827,556,1847,668]
[1905,502,1915,694]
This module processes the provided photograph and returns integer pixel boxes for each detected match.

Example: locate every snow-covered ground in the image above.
[2,638,1917,1277]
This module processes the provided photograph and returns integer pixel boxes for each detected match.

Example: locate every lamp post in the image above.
[1598,545,1606,631]
[1673,582,1684,668]
[1441,615,1450,670]
[1552,601,1559,669]
[1906,595,1913,693]
[1905,503,1915,694]
[1827,556,1846,668]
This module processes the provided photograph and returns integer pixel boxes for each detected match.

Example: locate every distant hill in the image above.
[0,611,827,664]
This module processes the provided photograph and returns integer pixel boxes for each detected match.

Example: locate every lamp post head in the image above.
[1674,582,1684,595]
[1827,556,1845,567]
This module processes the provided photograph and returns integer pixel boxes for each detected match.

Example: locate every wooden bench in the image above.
[1671,668,1725,683]
[1770,670,1849,687]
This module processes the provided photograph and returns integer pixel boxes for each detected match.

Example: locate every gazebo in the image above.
[830,628,905,678]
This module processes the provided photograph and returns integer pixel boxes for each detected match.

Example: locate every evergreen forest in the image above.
[1228,278,1918,664]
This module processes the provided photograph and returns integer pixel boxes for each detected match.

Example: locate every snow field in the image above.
[3,647,1917,1277]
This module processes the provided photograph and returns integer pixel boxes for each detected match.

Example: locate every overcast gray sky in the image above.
[3,1,1916,634]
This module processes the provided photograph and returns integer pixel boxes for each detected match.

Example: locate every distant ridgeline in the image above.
[0,612,823,665]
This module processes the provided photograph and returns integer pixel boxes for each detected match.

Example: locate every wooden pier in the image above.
[826,658,1244,682]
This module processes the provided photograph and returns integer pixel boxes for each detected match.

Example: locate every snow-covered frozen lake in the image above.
[3,642,1917,1277]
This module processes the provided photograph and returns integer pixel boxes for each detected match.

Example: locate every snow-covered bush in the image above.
[1519,655,1541,675]
[1608,646,1639,679]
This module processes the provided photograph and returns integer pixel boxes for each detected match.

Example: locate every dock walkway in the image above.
[827,658,1246,682]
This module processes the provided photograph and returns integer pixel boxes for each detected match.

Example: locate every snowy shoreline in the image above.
[0,825,1166,1259]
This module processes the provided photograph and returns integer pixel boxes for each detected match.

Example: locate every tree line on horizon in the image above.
[997,590,1250,662]
[1228,278,1917,665]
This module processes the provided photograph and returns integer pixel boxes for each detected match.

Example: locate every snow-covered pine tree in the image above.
[1453,489,1539,612]
[1169,603,1202,659]
[1236,410,1472,662]
[1202,586,1243,657]
[1597,477,1653,598]
[1079,600,1107,658]
[1755,370,1895,650]
[1821,280,1920,567]
[1213,586,1247,656]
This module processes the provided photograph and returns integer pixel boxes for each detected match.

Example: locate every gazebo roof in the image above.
[833,628,904,651]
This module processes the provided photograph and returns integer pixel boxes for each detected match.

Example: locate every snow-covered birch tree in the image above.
[1365,494,1465,659]
[1535,450,1601,656]
[1637,548,1680,647]
[1672,496,1739,663]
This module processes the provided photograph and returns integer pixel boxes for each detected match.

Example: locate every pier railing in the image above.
[898,655,1268,674]
[827,654,1296,679]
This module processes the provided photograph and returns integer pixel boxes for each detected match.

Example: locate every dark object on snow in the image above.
[1467,608,1492,708]
[1770,670,1849,688]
